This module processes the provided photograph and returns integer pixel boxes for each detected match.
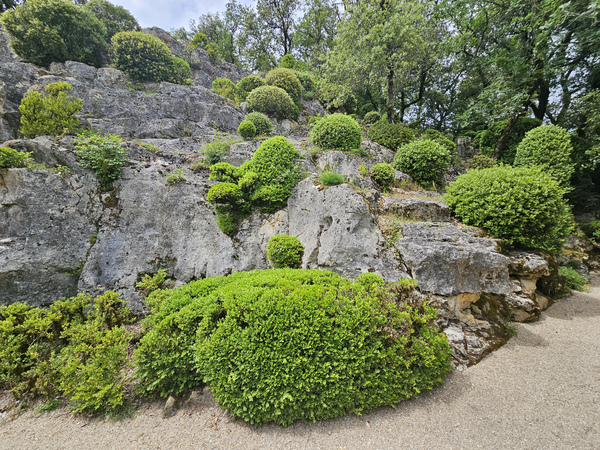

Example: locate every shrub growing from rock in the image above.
[244,112,273,136]
[19,82,84,137]
[371,163,395,188]
[267,235,304,268]
[367,121,417,151]
[190,32,208,49]
[265,68,302,105]
[364,111,381,124]
[247,85,295,119]
[445,165,573,252]
[212,78,238,102]
[514,125,575,188]
[74,132,127,188]
[309,113,362,151]
[236,75,265,101]
[393,139,450,186]
[0,147,31,168]
[318,171,347,186]
[238,120,256,140]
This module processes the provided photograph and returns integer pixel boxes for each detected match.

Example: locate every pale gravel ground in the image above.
[1,274,599,450]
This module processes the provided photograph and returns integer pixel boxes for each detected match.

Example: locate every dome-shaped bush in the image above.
[393,140,450,185]
[371,163,395,188]
[367,121,416,151]
[364,111,380,125]
[236,75,265,101]
[190,32,208,49]
[280,54,295,69]
[252,136,299,184]
[514,125,574,187]
[309,113,362,151]
[238,120,256,140]
[206,182,242,205]
[267,235,304,268]
[244,112,273,136]
[247,85,295,119]
[265,68,302,105]
[445,165,573,252]
[212,78,238,101]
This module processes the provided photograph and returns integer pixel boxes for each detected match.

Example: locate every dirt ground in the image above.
[2,274,599,449]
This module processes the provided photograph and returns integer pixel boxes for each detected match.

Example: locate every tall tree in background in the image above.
[1,0,21,13]
[294,0,338,67]
[256,0,300,56]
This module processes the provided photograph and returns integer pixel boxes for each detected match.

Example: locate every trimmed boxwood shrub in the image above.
[206,182,242,204]
[238,120,256,140]
[265,68,302,105]
[212,78,238,102]
[266,235,304,268]
[393,139,451,185]
[367,121,417,151]
[309,113,362,151]
[371,163,395,188]
[0,147,31,168]
[244,112,273,136]
[280,54,295,69]
[514,125,575,188]
[236,75,265,101]
[364,111,381,124]
[251,136,299,185]
[445,165,573,252]
[247,85,295,119]
[134,269,451,425]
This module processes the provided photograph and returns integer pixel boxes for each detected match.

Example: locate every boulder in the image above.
[379,197,450,222]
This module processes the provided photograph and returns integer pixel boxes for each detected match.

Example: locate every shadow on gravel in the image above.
[542,290,600,321]
[511,325,549,347]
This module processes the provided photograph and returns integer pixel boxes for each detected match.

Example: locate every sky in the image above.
[114,0,254,32]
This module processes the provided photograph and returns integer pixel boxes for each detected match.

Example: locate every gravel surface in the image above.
[2,274,599,449]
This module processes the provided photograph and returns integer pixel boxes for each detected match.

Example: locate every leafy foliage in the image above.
[476,118,542,164]
[280,53,295,68]
[371,163,395,188]
[266,235,304,268]
[419,129,456,153]
[309,113,362,151]
[74,132,128,188]
[294,71,316,100]
[469,154,496,169]
[558,266,587,292]
[83,0,140,40]
[0,0,107,67]
[265,68,303,105]
[238,120,256,139]
[212,77,238,101]
[0,147,31,168]
[236,75,265,101]
[200,136,239,165]
[190,32,208,49]
[364,111,381,124]
[247,85,296,119]
[393,140,450,185]
[244,112,273,135]
[366,121,417,151]
[19,82,83,137]
[318,171,347,186]
[445,165,573,252]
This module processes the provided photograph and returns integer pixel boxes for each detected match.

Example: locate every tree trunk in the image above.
[387,68,395,123]
[492,111,521,160]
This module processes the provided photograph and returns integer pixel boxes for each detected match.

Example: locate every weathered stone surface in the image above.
[288,178,407,281]
[508,251,550,277]
[314,149,393,186]
[0,28,20,63]
[301,99,327,117]
[235,210,289,271]
[380,197,450,222]
[396,223,513,296]
[0,169,102,306]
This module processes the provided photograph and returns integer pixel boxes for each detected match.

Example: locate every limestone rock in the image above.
[508,251,550,277]
[379,197,450,222]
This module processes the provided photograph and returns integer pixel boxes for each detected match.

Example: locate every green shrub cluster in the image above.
[236,75,265,101]
[445,165,573,252]
[476,117,542,164]
[266,68,302,105]
[419,130,456,154]
[364,111,381,124]
[111,31,191,84]
[0,0,107,67]
[238,120,256,140]
[366,121,417,151]
[190,32,208,49]
[514,125,575,188]
[309,113,362,151]
[19,82,83,137]
[74,132,128,188]
[266,235,304,268]
[393,139,451,186]
[280,54,295,69]
[244,112,273,136]
[0,147,32,168]
[212,78,238,102]
[318,171,347,186]
[469,154,496,169]
[0,292,131,414]
[294,71,316,100]
[200,136,240,165]
[247,85,296,119]
[206,42,219,64]
[84,0,140,40]
[134,269,451,425]
[371,163,395,188]
[206,136,303,234]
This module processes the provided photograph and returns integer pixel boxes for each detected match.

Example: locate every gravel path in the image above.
[2,274,599,449]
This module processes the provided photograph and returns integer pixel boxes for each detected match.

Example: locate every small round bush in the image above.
[238,120,256,140]
[212,78,238,101]
[244,112,273,135]
[445,165,573,252]
[367,121,417,150]
[190,32,208,49]
[280,54,295,69]
[393,139,450,185]
[206,42,219,64]
[247,85,295,119]
[469,154,496,169]
[310,113,362,151]
[364,111,381,125]
[236,75,265,100]
[514,125,575,187]
[371,163,395,188]
[266,235,304,268]
[206,182,242,204]
[265,68,302,105]
[318,171,347,186]
[252,136,299,184]
[0,147,31,168]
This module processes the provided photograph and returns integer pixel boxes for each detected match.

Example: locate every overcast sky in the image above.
[114,0,254,31]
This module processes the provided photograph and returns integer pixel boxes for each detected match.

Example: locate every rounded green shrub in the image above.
[367,121,417,151]
[265,68,302,105]
[280,54,295,69]
[111,31,190,84]
[238,120,256,140]
[252,136,299,184]
[309,113,362,151]
[190,32,208,49]
[236,75,265,101]
[0,147,31,168]
[0,0,107,67]
[393,139,451,185]
[212,78,238,101]
[206,42,219,64]
[364,111,381,125]
[371,163,395,188]
[514,125,575,188]
[469,154,496,169]
[445,165,573,252]
[266,235,304,268]
[84,0,140,40]
[420,129,456,153]
[244,112,273,136]
[247,85,295,119]
[206,182,242,204]
[238,170,258,192]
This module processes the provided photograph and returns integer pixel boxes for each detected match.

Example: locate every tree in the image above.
[294,0,338,67]
[256,0,300,56]
[84,0,140,40]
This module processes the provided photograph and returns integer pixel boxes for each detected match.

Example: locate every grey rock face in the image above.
[396,223,513,296]
[380,197,450,222]
[508,251,550,277]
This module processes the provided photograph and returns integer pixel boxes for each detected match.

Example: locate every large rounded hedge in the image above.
[244,112,273,136]
[135,269,451,426]
[514,125,575,188]
[236,75,265,100]
[309,113,362,151]
[445,165,573,252]
[366,121,417,151]
[393,139,451,185]
[265,68,302,105]
[247,85,295,119]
